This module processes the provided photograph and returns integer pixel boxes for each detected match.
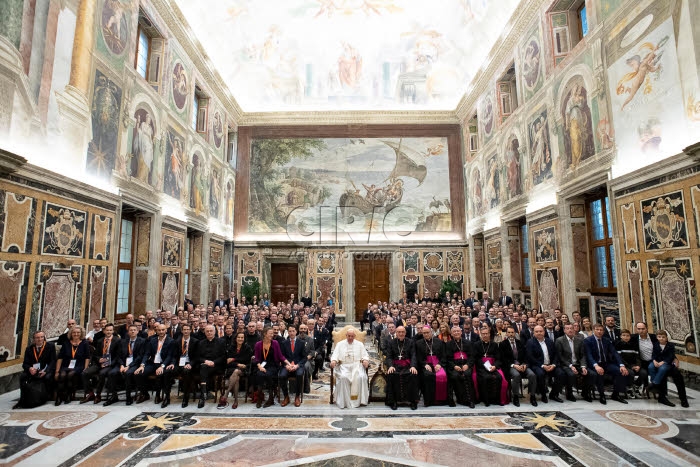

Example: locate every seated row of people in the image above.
[373,323,689,410]
[17,323,320,410]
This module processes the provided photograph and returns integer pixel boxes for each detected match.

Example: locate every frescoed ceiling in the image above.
[173,0,521,112]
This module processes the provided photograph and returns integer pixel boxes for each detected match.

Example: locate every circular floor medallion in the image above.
[43,412,98,429]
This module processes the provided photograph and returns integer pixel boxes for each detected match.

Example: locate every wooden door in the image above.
[354,256,390,321]
[271,263,298,305]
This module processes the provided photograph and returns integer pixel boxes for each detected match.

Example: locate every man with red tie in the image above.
[280,325,306,407]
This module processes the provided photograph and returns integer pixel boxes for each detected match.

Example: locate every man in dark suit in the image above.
[167,316,182,340]
[497,290,513,307]
[280,325,306,407]
[648,330,689,407]
[544,318,564,342]
[462,321,481,343]
[167,323,199,408]
[105,324,147,406]
[226,292,238,308]
[196,325,226,408]
[81,323,120,404]
[604,316,621,343]
[405,315,419,340]
[117,314,135,340]
[500,326,535,407]
[16,330,57,409]
[584,323,629,404]
[555,324,589,402]
[526,325,564,404]
[520,318,536,343]
[463,291,476,309]
[136,324,175,406]
[631,322,657,389]
[479,292,494,312]
[380,322,396,355]
[214,294,227,309]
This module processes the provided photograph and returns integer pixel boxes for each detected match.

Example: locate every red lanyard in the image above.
[33,344,45,362]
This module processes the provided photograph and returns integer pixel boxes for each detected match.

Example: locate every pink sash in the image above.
[426,355,447,401]
[393,359,411,367]
[472,357,508,404]
[453,351,468,362]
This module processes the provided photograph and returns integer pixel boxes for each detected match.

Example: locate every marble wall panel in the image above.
[572,223,590,291]
[446,250,463,272]
[508,238,522,290]
[533,226,557,263]
[89,214,111,260]
[486,240,502,271]
[423,252,444,273]
[190,235,202,273]
[536,268,560,313]
[620,203,639,254]
[626,260,645,327]
[41,203,86,257]
[0,191,36,254]
[161,271,180,314]
[190,272,201,303]
[161,234,182,268]
[37,264,82,339]
[133,269,148,316]
[209,274,220,303]
[0,261,28,361]
[402,251,419,273]
[209,244,222,274]
[641,191,689,251]
[135,217,151,267]
[474,244,485,289]
[316,276,336,307]
[87,265,108,323]
[423,275,443,297]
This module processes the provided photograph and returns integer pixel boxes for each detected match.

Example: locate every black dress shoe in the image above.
[468,401,475,409]
[551,396,564,403]
[681,399,690,408]
[530,395,538,407]
[104,396,118,406]
[583,392,593,403]
[54,399,61,406]
[566,393,577,402]
[161,398,169,408]
[12,403,21,410]
[410,402,417,410]
[390,403,397,410]
[126,398,133,406]
[658,396,675,407]
[182,399,189,408]
[448,399,456,407]
[512,397,520,407]
[611,394,628,404]
[541,393,548,403]
[599,395,607,405]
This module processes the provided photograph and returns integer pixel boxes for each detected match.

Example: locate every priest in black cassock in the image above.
[385,326,419,410]
[445,326,475,408]
[415,326,449,407]
[473,326,508,406]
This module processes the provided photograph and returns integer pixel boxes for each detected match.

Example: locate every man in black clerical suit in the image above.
[445,326,475,408]
[385,326,418,410]
[415,326,450,407]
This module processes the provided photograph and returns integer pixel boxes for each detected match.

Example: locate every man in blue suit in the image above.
[136,323,174,407]
[280,325,306,407]
[526,325,564,405]
[584,323,629,404]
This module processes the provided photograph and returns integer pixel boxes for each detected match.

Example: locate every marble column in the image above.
[558,199,577,315]
[68,0,94,95]
[147,212,164,312]
[500,224,512,294]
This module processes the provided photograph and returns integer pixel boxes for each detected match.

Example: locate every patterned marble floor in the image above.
[0,378,697,467]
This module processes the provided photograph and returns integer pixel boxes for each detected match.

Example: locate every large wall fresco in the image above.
[247,136,455,237]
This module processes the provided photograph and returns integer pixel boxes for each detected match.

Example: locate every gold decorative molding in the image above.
[239,110,460,126]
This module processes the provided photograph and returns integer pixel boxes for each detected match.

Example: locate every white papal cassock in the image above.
[331,339,370,408]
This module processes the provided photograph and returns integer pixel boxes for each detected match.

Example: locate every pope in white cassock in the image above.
[330,327,370,408]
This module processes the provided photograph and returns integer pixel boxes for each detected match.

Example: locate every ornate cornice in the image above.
[238,110,460,126]
[455,0,549,121]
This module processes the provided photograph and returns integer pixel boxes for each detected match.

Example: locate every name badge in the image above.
[126,356,133,366]
[68,359,77,369]
[179,356,189,366]
[101,354,112,368]
[32,363,41,370]
[154,354,162,364]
